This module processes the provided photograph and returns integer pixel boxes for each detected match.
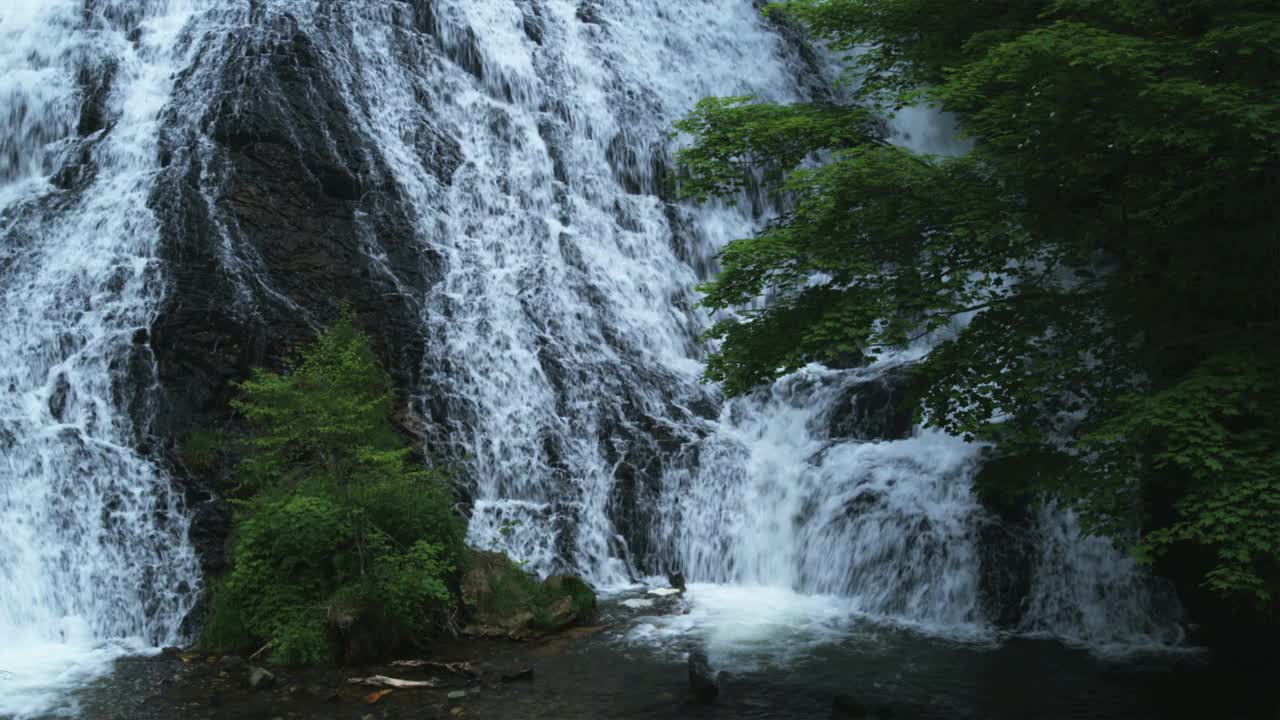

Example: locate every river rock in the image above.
[668,572,686,592]
[246,666,275,691]
[687,650,718,703]
[544,595,577,627]
[826,365,917,441]
[461,551,597,635]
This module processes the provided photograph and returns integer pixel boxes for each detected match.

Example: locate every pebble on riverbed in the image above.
[246,667,275,691]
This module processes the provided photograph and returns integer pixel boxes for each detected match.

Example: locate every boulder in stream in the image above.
[246,666,274,691]
[460,550,597,637]
[687,650,718,703]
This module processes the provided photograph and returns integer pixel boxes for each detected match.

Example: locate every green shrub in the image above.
[200,312,464,664]
[179,428,226,474]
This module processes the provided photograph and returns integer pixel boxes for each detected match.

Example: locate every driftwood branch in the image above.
[389,660,476,676]
[346,675,440,689]
[247,642,272,661]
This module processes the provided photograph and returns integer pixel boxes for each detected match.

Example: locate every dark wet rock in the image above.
[501,667,534,683]
[576,1,606,25]
[605,132,667,195]
[977,518,1034,628]
[826,365,917,441]
[150,8,445,427]
[445,26,486,81]
[970,449,1056,627]
[187,498,232,575]
[246,666,274,691]
[668,572,686,592]
[521,3,545,45]
[603,393,710,573]
[407,0,437,35]
[687,650,718,703]
[76,59,116,136]
[48,372,71,422]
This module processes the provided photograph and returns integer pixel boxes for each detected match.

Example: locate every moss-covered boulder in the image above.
[460,550,597,638]
[540,575,597,627]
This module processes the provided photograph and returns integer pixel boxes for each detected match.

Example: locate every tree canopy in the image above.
[676,0,1280,609]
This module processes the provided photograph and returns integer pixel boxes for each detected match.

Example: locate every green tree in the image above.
[677,0,1280,609]
[202,313,464,664]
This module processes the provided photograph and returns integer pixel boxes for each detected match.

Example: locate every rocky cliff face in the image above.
[145,4,453,571]
[151,5,447,429]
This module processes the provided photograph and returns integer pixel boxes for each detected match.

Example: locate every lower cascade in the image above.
[0,0,1189,716]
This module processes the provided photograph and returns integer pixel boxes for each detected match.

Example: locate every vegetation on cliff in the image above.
[677,0,1280,616]
[199,313,465,664]
[198,313,596,664]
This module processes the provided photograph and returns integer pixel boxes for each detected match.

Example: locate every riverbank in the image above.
[41,587,1278,720]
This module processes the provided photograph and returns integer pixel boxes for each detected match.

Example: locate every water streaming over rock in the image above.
[0,0,1185,715]
[0,1,203,717]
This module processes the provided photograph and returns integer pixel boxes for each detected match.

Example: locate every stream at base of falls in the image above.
[41,587,1274,720]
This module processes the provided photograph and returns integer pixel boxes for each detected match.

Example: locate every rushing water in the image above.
[409,0,1182,649]
[1,1,1188,717]
[0,2,202,717]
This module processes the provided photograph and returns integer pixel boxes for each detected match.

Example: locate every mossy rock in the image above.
[539,575,596,627]
[460,550,597,636]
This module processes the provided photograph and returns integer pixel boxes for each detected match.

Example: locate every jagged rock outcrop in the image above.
[146,4,453,571]
[826,365,917,442]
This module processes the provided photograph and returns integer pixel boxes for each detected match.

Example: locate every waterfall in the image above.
[0,1,1185,714]
[408,0,1180,648]
[0,1,202,717]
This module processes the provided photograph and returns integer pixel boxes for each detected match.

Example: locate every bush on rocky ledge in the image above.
[199,312,465,665]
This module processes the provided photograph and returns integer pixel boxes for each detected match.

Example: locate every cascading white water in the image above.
[0,2,202,717]
[401,0,1181,648]
[404,0,812,584]
[664,362,988,629]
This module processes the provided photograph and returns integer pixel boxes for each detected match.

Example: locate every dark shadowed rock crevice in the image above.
[825,364,918,442]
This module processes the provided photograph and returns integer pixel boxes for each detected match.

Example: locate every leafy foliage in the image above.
[677,0,1280,606]
[201,313,464,664]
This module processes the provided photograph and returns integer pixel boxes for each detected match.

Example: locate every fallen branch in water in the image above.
[389,660,475,676]
[346,675,440,689]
